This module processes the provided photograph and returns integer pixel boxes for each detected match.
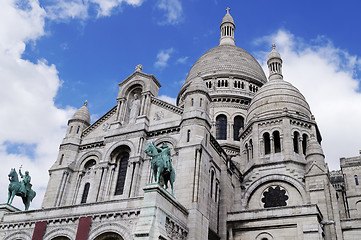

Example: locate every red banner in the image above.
[75,216,92,240]
[32,221,47,240]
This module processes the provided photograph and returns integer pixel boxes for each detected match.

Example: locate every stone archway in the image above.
[52,237,71,240]
[94,232,124,240]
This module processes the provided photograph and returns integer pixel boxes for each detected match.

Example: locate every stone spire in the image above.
[267,43,283,80]
[219,7,235,46]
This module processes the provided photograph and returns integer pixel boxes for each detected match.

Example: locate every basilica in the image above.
[1,9,361,240]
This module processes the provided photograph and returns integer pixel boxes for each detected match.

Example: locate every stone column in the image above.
[72,172,84,204]
[139,93,147,116]
[56,171,70,206]
[105,164,116,200]
[259,139,264,157]
[270,136,275,154]
[131,161,140,197]
[96,166,108,201]
[118,98,127,124]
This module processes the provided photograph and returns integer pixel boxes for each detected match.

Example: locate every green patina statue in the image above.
[144,141,175,196]
[7,167,36,210]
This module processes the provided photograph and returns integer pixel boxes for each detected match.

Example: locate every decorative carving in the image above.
[261,186,288,208]
[153,111,164,121]
[102,123,110,132]
[165,217,188,240]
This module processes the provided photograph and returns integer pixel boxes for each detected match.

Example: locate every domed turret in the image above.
[246,45,311,125]
[65,101,91,142]
[71,100,91,124]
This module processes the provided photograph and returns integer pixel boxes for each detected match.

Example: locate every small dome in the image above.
[187,76,208,93]
[246,79,312,124]
[72,101,91,124]
[268,43,281,60]
[221,12,234,25]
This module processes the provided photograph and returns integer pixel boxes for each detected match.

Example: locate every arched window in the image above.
[245,143,249,161]
[115,152,129,195]
[302,134,308,155]
[355,175,359,186]
[273,131,281,153]
[76,126,80,134]
[81,183,90,203]
[200,98,203,107]
[210,170,214,198]
[84,159,96,171]
[293,131,300,153]
[263,132,271,154]
[191,98,194,106]
[216,114,227,140]
[233,116,244,141]
[249,139,253,159]
[215,182,219,202]
[187,130,191,142]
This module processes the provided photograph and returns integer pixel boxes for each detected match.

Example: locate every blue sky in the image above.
[1,0,361,209]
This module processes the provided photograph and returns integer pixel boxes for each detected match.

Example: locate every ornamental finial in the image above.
[226,7,230,14]
[84,100,88,106]
[272,43,276,50]
[135,64,143,72]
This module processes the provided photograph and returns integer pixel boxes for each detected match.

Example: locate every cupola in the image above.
[267,44,283,80]
[219,7,235,46]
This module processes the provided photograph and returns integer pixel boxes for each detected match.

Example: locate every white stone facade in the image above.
[1,10,361,240]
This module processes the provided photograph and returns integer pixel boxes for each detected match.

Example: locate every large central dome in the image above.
[185,44,267,84]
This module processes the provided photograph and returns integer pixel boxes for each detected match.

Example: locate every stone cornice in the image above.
[82,105,117,138]
[119,71,161,88]
[146,126,180,137]
[151,97,183,115]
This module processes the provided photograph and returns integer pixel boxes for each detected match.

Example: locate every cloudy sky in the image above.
[1,0,360,210]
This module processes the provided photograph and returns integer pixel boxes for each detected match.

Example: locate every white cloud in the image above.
[176,56,188,64]
[156,0,183,25]
[255,30,361,170]
[0,0,75,210]
[158,95,177,105]
[154,48,174,68]
[46,0,89,20]
[46,0,144,20]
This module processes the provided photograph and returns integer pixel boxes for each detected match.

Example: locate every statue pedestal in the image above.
[0,204,20,222]
[134,184,189,240]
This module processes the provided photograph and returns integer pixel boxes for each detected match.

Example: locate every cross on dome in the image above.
[226,7,230,13]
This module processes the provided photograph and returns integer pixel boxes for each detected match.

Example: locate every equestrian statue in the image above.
[7,166,36,210]
[144,141,175,196]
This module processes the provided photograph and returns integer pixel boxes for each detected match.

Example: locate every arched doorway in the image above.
[94,232,124,240]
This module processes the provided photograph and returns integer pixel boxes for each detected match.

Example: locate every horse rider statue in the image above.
[19,167,32,198]
[155,142,172,172]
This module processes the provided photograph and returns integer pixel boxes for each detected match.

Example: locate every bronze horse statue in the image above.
[7,168,36,210]
[144,142,175,196]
